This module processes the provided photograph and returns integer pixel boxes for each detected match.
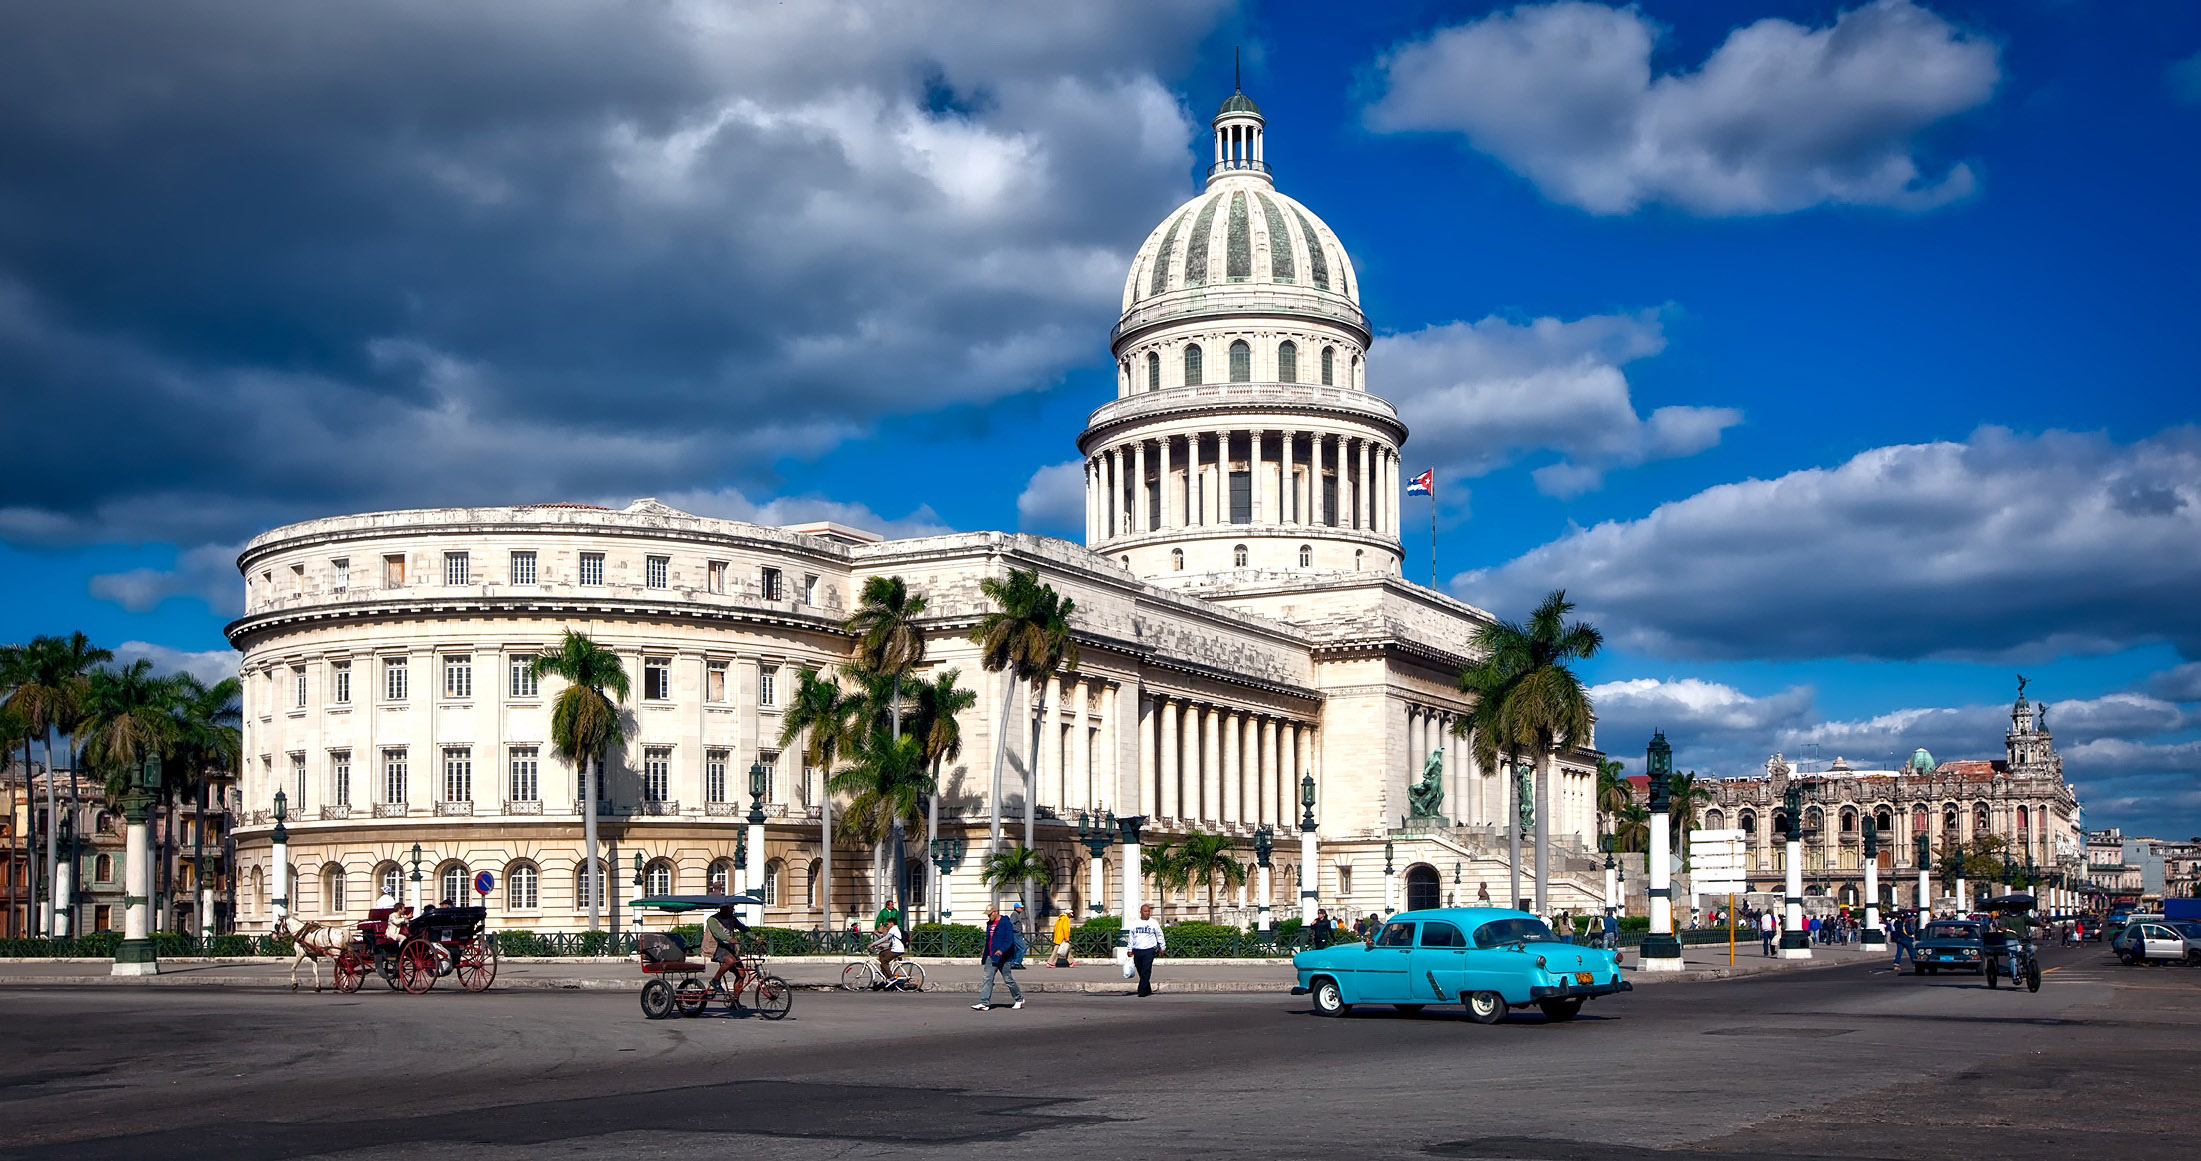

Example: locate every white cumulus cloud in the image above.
[1016,461,1089,534]
[1365,0,1999,215]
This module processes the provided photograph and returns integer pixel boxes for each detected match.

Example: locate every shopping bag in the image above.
[1120,957,1136,979]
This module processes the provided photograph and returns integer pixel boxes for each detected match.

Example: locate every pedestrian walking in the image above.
[1601,908,1619,951]
[1050,909,1074,967]
[1892,912,1916,969]
[1760,909,1776,956]
[1308,908,1334,950]
[972,905,1025,1011]
[1126,903,1166,997]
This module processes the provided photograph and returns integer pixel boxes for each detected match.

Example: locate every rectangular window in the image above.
[707,561,727,594]
[509,654,539,699]
[331,661,351,705]
[759,750,779,802]
[759,567,783,601]
[802,574,819,605]
[383,554,406,587]
[705,660,728,703]
[383,657,408,702]
[290,563,305,594]
[578,552,604,586]
[758,666,778,707]
[508,746,539,802]
[444,552,470,585]
[291,753,307,804]
[642,747,671,802]
[1229,470,1251,524]
[510,550,537,585]
[443,654,472,699]
[333,558,350,589]
[645,555,669,589]
[293,665,307,709]
[382,748,408,804]
[705,749,729,804]
[644,657,672,701]
[443,747,472,803]
[1322,476,1338,526]
[330,750,351,806]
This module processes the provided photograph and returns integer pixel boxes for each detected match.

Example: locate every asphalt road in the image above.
[0,942,2190,1160]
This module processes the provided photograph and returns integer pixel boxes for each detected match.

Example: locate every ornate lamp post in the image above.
[408,841,425,913]
[53,812,75,938]
[731,828,749,900]
[1915,832,1932,915]
[1253,826,1275,933]
[1381,839,1397,916]
[745,762,768,926]
[1298,773,1319,924]
[1602,835,1619,917]
[1861,815,1885,949]
[928,836,965,923]
[1076,812,1115,917]
[1116,814,1148,926]
[268,787,291,929]
[112,756,161,974]
[631,853,647,935]
[1640,733,1683,970]
[1778,781,1812,958]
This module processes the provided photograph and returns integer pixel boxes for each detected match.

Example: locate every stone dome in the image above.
[1119,186,1359,312]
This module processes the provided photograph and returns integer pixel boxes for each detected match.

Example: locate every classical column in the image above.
[1159,697,1180,821]
[1262,718,1280,832]
[1069,679,1090,812]
[1360,439,1374,529]
[1137,693,1156,819]
[1158,435,1175,530]
[1132,440,1149,533]
[1103,447,1119,538]
[1282,431,1298,523]
[1249,429,1265,523]
[1040,675,1063,815]
[1202,705,1222,823]
[1215,430,1231,525]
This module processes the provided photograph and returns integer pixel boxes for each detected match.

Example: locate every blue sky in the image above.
[2,1,2196,836]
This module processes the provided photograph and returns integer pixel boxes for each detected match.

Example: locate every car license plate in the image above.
[1575,972,1593,985]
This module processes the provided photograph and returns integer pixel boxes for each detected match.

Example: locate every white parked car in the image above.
[2112,919,2201,965]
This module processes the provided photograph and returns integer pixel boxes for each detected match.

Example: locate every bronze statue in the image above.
[1407,749,1445,818]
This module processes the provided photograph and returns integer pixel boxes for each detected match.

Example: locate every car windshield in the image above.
[1472,918,1558,948]
[1921,923,1978,940]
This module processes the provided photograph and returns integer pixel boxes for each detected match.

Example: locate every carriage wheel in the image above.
[379,951,404,990]
[673,977,710,1017]
[639,978,676,1020]
[752,974,793,1020]
[334,951,366,994]
[889,960,926,991]
[839,962,873,992]
[398,939,438,994]
[456,936,499,992]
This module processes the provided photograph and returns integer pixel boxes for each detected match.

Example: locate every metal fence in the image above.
[0,933,295,958]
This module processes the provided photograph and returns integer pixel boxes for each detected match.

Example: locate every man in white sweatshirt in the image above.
[1125,903,1166,997]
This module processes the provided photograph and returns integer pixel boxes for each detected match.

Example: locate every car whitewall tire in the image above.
[1465,991,1504,1024]
[1311,977,1348,1017]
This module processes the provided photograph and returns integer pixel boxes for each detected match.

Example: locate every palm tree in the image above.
[968,568,1078,909]
[78,660,179,922]
[978,845,1053,909]
[1175,832,1248,923]
[0,694,29,938]
[845,576,928,735]
[1610,802,1652,854]
[529,631,630,932]
[828,731,936,910]
[779,667,863,932]
[167,674,241,934]
[1140,840,1188,923]
[1471,591,1603,914]
[1458,657,1530,909]
[905,668,976,920]
[1665,770,1714,861]
[1595,757,1631,833]
[4,633,111,936]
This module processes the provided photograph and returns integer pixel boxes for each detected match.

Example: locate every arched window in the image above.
[1278,341,1297,383]
[1233,544,1249,567]
[1973,804,1990,833]
[1772,811,1790,838]
[1352,354,1363,389]
[577,859,606,911]
[95,811,114,835]
[707,859,735,895]
[1228,339,1251,382]
[1146,351,1160,392]
[323,864,348,915]
[2016,805,2029,831]
[645,859,673,897]
[376,862,401,903]
[1840,808,1857,833]
[1876,809,1894,835]
[250,865,265,912]
[762,859,784,906]
[1739,811,1757,837]
[1184,343,1203,386]
[1320,346,1335,385]
[1704,809,1725,830]
[507,862,540,910]
[438,862,469,906]
[1298,544,1312,567]
[1171,548,1184,571]
[1353,549,1364,571]
[95,853,114,882]
[1943,807,1958,834]
[806,858,824,909]
[1913,807,1928,836]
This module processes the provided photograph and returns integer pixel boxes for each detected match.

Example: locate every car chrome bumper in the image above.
[1289,985,1309,995]
[1530,978,1633,1000]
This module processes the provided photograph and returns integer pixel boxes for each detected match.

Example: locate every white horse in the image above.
[273,912,362,992]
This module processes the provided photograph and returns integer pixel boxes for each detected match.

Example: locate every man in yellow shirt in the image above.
[1050,911,1075,967]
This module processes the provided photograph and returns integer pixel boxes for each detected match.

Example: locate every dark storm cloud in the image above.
[0,0,1226,544]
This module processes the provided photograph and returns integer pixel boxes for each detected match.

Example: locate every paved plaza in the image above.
[1,942,2193,1159]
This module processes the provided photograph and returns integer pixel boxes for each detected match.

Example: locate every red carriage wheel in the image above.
[398,938,438,994]
[455,935,498,992]
[334,951,366,994]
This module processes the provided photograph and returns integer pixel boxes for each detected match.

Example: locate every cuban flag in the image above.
[1406,469,1434,496]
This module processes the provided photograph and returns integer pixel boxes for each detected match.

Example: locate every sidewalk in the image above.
[0,942,1878,994]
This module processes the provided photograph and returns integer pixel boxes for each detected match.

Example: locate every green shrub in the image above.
[908,923,984,957]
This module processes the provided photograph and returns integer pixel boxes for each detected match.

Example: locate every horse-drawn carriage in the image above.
[333,905,499,994]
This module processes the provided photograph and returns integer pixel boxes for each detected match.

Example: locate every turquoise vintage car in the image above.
[1291,907,1631,1022]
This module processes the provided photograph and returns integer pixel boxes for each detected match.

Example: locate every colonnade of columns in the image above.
[1027,675,1123,818]
[1214,121,1263,168]
[1136,693,1312,831]
[1085,430,1397,542]
[1404,704,1476,827]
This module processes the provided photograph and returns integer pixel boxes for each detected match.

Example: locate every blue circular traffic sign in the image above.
[473,870,495,896]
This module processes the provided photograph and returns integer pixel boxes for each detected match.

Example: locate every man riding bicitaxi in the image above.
[705,903,751,992]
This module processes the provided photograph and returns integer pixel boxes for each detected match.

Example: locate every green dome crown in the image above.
[1218,91,1261,116]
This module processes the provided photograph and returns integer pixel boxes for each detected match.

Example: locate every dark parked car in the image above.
[1913,919,1988,975]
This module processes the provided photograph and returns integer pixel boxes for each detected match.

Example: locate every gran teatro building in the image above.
[227,89,1615,934]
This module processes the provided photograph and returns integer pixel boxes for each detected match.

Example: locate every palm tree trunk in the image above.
[926,761,940,924]
[582,754,600,932]
[986,671,1016,897]
[1022,688,1039,917]
[1534,744,1552,915]
[819,772,833,938]
[42,728,58,937]
[1506,750,1521,911]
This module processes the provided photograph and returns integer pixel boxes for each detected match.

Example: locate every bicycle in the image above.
[840,955,926,992]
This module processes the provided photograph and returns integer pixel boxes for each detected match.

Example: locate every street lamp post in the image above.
[113,754,160,976]
[53,813,74,938]
[745,762,768,926]
[1382,839,1397,916]
[1915,832,1932,916]
[1602,837,1619,917]
[928,837,965,923]
[1779,782,1812,959]
[269,788,291,929]
[408,842,424,913]
[1640,732,1683,971]
[1254,826,1274,934]
[1076,812,1115,917]
[1298,774,1318,924]
[1116,814,1147,926]
[631,853,646,937]
[1861,816,1885,950]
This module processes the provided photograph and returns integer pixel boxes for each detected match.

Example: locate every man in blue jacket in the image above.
[973,904,1026,1011]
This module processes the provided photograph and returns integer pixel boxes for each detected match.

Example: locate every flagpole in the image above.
[1428,488,1436,589]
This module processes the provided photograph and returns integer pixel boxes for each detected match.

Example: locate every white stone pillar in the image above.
[1103,448,1119,538]
[1360,439,1374,529]
[114,807,157,975]
[746,813,767,926]
[1782,835,1811,958]
[1918,866,1932,915]
[1120,822,1144,926]
[1604,859,1618,914]
[1300,823,1318,924]
[1643,803,1682,970]
[54,858,73,937]
[1087,850,1107,917]
[1204,705,1223,823]
[271,834,290,926]
[1137,693,1155,818]
[1159,697,1179,820]
[1261,719,1279,833]
[1863,856,1885,948]
[1257,861,1273,931]
[1070,679,1090,811]
[1132,441,1148,533]
[1955,877,1968,913]
[199,885,216,939]
[1040,675,1062,814]
[1158,435,1175,530]
[1249,429,1265,523]
[1283,431,1297,523]
[1223,713,1243,826]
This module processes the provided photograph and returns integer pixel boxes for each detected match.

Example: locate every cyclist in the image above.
[706,904,751,993]
[870,917,906,982]
[1993,905,2035,985]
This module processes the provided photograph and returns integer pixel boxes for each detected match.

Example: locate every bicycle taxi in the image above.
[630,893,793,1020]
[1979,893,2043,993]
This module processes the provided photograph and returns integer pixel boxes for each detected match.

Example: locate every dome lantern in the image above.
[1209,82,1270,190]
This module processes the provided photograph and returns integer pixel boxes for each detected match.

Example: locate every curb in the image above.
[0,975,1279,995]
